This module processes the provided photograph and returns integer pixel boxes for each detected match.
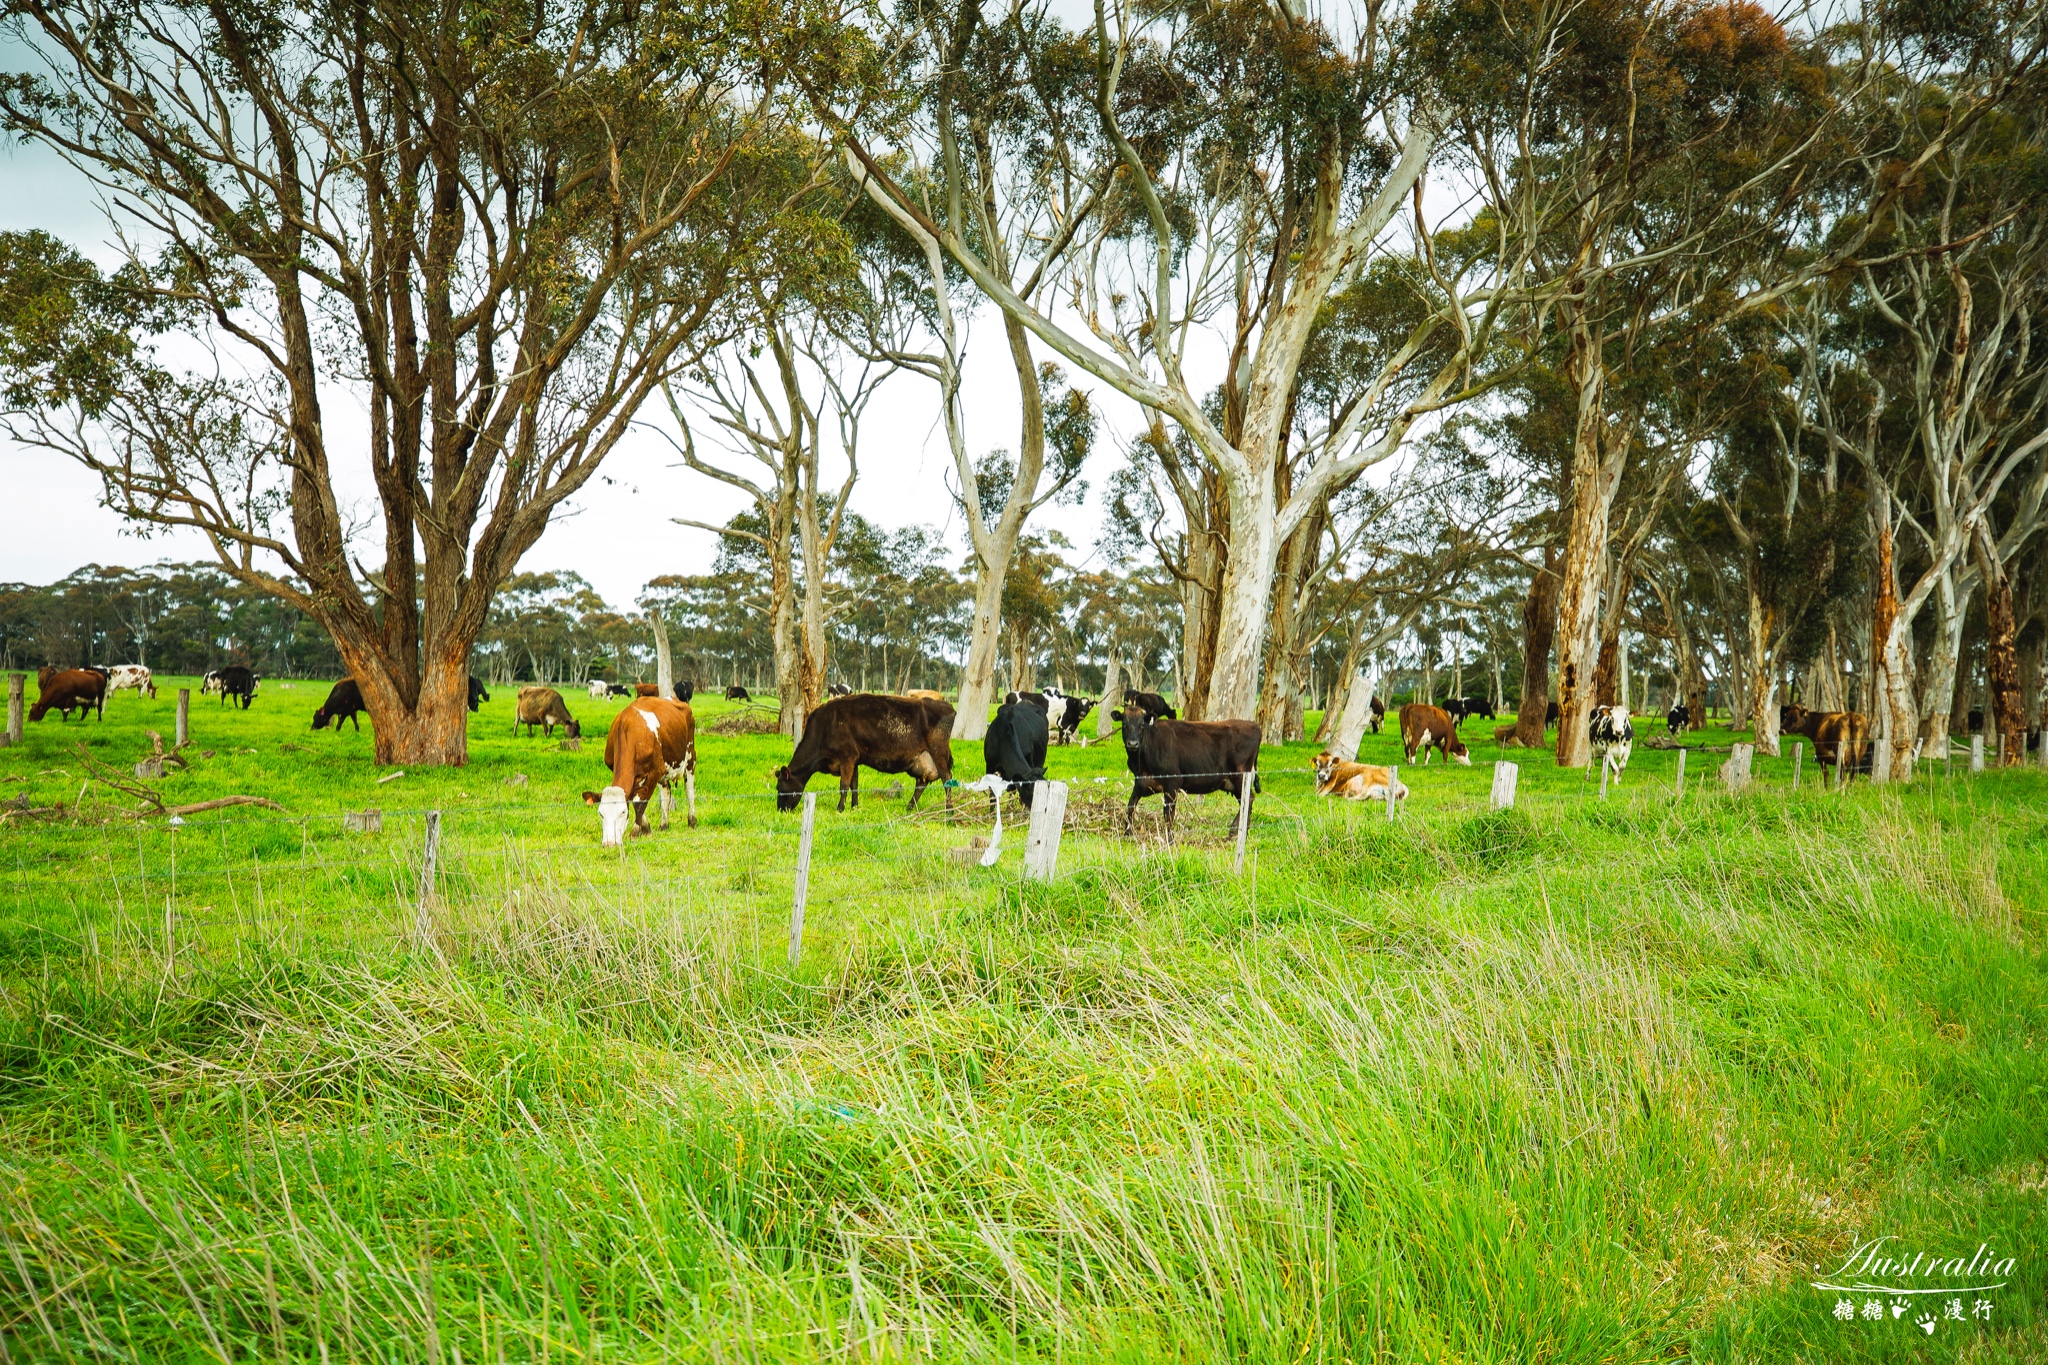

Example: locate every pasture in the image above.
[1,679,2044,1361]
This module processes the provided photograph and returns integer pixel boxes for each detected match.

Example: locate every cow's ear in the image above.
[581,791,600,805]
[1110,709,1123,722]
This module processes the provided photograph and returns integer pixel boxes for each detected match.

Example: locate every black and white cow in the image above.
[1589,705,1635,781]
[1665,702,1689,736]
[203,666,258,709]
[1040,685,1095,745]
[828,682,851,697]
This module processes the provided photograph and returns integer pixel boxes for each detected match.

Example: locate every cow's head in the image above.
[774,764,804,812]
[563,716,582,739]
[583,786,631,845]
[311,710,330,731]
[1779,703,1808,731]
[1115,704,1157,754]
[1446,732,1472,766]
[1313,752,1338,788]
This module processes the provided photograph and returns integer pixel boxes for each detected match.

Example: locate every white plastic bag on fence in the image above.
[964,774,1007,866]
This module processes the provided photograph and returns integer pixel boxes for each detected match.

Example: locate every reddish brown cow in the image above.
[634,683,660,697]
[581,698,698,839]
[778,694,956,812]
[30,669,107,722]
[1400,703,1471,765]
[1781,705,1871,780]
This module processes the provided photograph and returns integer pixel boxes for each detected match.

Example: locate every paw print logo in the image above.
[1916,1313,1937,1335]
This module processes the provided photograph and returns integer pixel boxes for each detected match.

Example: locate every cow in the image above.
[607,683,637,699]
[1121,690,1177,721]
[29,668,107,722]
[1313,752,1409,803]
[588,680,612,700]
[1588,705,1635,781]
[634,683,660,697]
[674,680,696,702]
[312,678,367,732]
[828,682,851,698]
[1368,695,1386,733]
[1460,697,1496,721]
[1440,698,1466,722]
[203,666,258,709]
[1545,699,1560,727]
[983,695,1050,810]
[581,698,698,841]
[1004,689,1048,711]
[1967,708,1984,734]
[467,676,490,712]
[105,665,156,700]
[725,685,751,701]
[900,688,944,703]
[1666,702,1690,737]
[1400,703,1471,766]
[1111,703,1259,837]
[514,687,581,739]
[1041,686,1095,745]
[776,693,956,813]
[1781,704,1871,780]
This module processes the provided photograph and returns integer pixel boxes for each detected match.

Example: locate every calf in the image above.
[777,693,956,812]
[1400,703,1471,766]
[983,696,1050,810]
[514,686,581,738]
[312,678,367,732]
[105,665,157,700]
[1041,686,1095,745]
[29,668,107,722]
[1666,703,1690,737]
[1588,705,1634,781]
[581,698,698,841]
[1781,704,1871,780]
[607,682,637,699]
[467,676,490,712]
[1112,703,1259,837]
[203,666,258,709]
[1313,752,1408,803]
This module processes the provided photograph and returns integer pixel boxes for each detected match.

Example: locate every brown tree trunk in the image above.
[1591,626,1619,707]
[1514,550,1559,746]
[346,642,474,766]
[1980,533,2024,765]
[1179,485,1227,720]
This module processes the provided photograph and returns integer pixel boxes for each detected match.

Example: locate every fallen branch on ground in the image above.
[128,795,291,819]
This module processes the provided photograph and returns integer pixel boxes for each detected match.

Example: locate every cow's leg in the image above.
[1125,786,1143,834]
[837,760,854,812]
[1163,790,1178,842]
[684,767,698,828]
[632,798,651,835]
[657,784,672,831]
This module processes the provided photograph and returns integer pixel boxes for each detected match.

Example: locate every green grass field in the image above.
[0,676,2043,1361]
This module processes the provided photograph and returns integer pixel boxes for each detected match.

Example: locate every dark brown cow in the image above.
[777,694,955,812]
[1400,703,1471,766]
[1111,703,1259,837]
[1368,695,1386,733]
[30,669,107,722]
[1781,705,1871,780]
[514,686,581,739]
[581,698,698,839]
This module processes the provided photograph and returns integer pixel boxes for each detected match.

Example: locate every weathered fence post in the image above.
[1026,780,1070,882]
[1872,735,1892,785]
[1970,735,1984,773]
[175,688,190,748]
[1792,741,1802,790]
[415,810,441,947]
[1675,748,1686,799]
[1386,764,1399,820]
[1491,760,1519,810]
[4,673,22,747]
[1599,757,1610,800]
[1721,744,1753,792]
[1231,776,1254,875]
[788,791,817,968]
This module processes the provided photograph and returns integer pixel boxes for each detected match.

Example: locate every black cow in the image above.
[204,666,258,709]
[725,685,751,702]
[467,675,489,712]
[1042,686,1095,745]
[983,697,1050,810]
[1440,698,1466,721]
[1005,689,1048,711]
[1121,690,1177,721]
[1666,703,1690,736]
[1545,700,1560,726]
[1967,708,1984,734]
[1460,696,1496,721]
[1111,703,1259,838]
[777,694,955,812]
[674,679,696,702]
[312,679,366,732]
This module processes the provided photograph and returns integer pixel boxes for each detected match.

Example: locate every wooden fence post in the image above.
[1721,744,1753,791]
[1872,735,1892,785]
[1231,776,1254,875]
[1385,765,1399,820]
[415,810,441,947]
[4,673,22,747]
[1026,780,1070,882]
[1792,741,1802,790]
[1970,735,1984,773]
[788,791,816,968]
[1599,757,1610,800]
[175,688,190,748]
[1491,761,1518,810]
[1675,748,1686,799]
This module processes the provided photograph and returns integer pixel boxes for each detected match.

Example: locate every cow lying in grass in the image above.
[1313,753,1408,803]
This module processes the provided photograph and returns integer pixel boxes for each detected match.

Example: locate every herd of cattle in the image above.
[20,661,1910,842]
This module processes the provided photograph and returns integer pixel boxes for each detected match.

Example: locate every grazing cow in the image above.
[828,682,851,698]
[1313,752,1408,803]
[725,685,751,701]
[29,668,107,722]
[1781,705,1871,780]
[900,688,944,703]
[203,666,258,709]
[588,680,612,700]
[104,665,157,700]
[1121,690,1177,721]
[1666,703,1690,737]
[1112,703,1259,837]
[581,698,698,840]
[983,696,1050,810]
[514,686,581,739]
[1588,705,1635,781]
[1041,685,1095,745]
[1460,696,1496,721]
[312,679,367,732]
[777,693,956,813]
[674,680,696,702]
[1400,703,1471,766]
[1368,695,1386,733]
[467,676,490,712]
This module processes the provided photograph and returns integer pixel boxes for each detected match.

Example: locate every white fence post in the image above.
[3,673,21,747]
[175,688,189,748]
[1024,781,1069,882]
[1675,748,1686,799]
[1385,764,1399,820]
[1721,744,1753,792]
[1970,734,1984,773]
[415,810,441,947]
[1491,761,1518,810]
[1231,776,1254,875]
[1599,758,1610,800]
[788,791,817,968]
[1792,741,1802,790]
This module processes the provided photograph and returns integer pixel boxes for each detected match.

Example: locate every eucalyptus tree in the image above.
[0,0,832,763]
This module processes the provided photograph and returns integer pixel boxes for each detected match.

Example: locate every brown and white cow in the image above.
[1400,703,1471,766]
[30,668,107,721]
[105,665,156,700]
[1313,752,1409,802]
[582,698,698,843]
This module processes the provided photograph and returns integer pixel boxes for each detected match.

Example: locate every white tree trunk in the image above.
[1327,667,1379,761]
[1204,482,1281,719]
[651,611,672,700]
[1098,655,1123,739]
